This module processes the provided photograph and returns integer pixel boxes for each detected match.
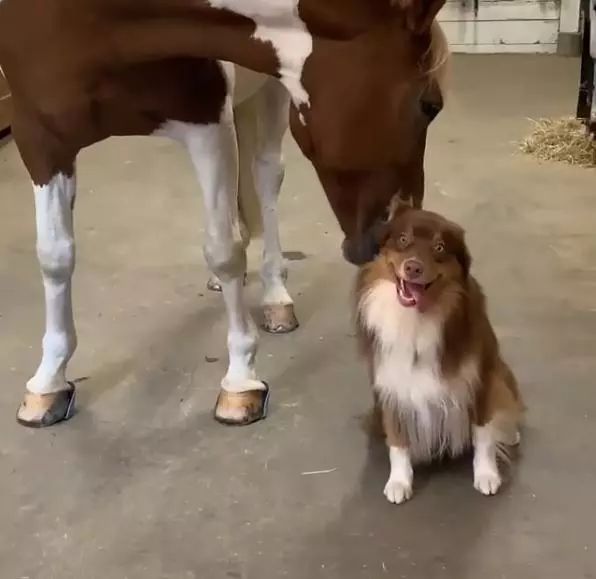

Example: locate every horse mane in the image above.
[424,20,451,93]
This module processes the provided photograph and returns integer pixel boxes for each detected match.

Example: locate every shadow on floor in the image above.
[290,434,516,579]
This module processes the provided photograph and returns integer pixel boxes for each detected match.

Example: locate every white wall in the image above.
[559,0,581,35]
[437,0,561,54]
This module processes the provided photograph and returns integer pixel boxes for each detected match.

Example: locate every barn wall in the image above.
[437,0,561,54]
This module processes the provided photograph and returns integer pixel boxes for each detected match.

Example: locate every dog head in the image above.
[378,204,471,311]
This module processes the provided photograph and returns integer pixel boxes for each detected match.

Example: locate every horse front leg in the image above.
[175,107,269,425]
[17,170,78,427]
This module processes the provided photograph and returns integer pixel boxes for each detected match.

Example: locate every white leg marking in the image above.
[27,173,77,395]
[157,98,264,394]
[254,80,293,308]
[384,446,414,505]
[473,424,502,496]
[220,277,264,393]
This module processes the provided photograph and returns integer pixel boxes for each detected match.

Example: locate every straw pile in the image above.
[519,117,596,167]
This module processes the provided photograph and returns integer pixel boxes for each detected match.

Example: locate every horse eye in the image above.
[434,242,446,254]
[421,99,442,121]
[399,234,409,246]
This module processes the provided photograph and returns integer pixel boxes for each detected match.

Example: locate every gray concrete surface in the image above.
[1,55,595,579]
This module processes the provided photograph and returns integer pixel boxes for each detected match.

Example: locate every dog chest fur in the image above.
[359,279,477,463]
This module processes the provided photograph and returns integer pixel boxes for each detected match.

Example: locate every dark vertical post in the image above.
[590,0,596,135]
[576,0,594,127]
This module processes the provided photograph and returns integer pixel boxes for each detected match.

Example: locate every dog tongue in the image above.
[403,280,426,302]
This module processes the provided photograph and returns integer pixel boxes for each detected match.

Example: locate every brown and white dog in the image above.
[355,202,524,504]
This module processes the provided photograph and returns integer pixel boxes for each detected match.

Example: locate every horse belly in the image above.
[230,65,269,107]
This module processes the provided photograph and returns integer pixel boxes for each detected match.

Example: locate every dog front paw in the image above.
[474,470,502,496]
[384,479,413,504]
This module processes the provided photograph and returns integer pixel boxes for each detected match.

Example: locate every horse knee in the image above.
[257,149,283,168]
[37,239,75,281]
[204,238,246,281]
[256,151,284,187]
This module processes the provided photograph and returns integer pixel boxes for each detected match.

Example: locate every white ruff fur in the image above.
[360,280,478,463]
[207,0,313,112]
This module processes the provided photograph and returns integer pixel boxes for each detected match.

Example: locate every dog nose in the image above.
[403,259,424,280]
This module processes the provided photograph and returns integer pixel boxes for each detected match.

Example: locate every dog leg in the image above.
[472,424,502,495]
[381,404,413,504]
[473,362,524,496]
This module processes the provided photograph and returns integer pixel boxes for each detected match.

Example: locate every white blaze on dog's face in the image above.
[379,208,471,312]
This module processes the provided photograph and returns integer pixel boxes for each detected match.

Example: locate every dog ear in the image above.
[456,236,472,278]
[386,192,413,223]
[392,0,446,34]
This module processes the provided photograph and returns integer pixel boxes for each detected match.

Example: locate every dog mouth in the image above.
[396,277,435,308]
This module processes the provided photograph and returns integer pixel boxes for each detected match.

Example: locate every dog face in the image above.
[379,207,471,311]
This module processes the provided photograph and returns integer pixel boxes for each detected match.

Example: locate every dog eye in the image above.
[434,242,446,254]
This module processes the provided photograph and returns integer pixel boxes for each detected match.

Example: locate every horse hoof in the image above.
[262,304,299,334]
[207,273,248,293]
[214,385,270,426]
[207,276,222,293]
[16,383,76,428]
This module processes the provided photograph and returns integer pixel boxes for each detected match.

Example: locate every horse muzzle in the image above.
[341,220,389,266]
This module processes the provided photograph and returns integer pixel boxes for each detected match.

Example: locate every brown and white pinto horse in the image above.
[0,0,448,428]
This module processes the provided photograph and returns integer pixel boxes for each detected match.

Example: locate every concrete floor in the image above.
[1,55,596,579]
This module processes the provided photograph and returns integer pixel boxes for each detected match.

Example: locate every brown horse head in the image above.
[292,2,449,264]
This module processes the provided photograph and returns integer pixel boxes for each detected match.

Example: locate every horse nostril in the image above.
[420,99,442,121]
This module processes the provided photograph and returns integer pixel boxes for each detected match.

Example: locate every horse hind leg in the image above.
[236,79,298,334]
[208,79,298,335]
[207,271,247,292]
[206,105,248,294]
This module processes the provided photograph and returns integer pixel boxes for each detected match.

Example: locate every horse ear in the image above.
[392,0,446,34]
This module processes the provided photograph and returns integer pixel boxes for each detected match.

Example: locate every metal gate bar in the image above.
[576,0,596,135]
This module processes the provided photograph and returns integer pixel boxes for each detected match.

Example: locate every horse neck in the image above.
[108,0,391,103]
[299,0,395,37]
[109,1,309,104]
[109,2,284,73]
